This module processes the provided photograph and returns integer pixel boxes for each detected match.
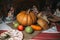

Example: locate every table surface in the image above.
[7,23,41,40]
[0,23,60,40]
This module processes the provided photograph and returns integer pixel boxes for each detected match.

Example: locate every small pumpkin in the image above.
[31,25,42,31]
[16,9,37,26]
[37,18,49,30]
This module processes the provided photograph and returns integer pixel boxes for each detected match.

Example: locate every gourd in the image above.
[37,18,49,30]
[16,9,37,26]
[31,25,42,31]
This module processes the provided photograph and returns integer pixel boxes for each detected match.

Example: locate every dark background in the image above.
[0,0,60,17]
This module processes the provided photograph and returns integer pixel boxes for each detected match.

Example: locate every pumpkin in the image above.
[16,9,37,26]
[37,18,49,30]
[31,25,42,31]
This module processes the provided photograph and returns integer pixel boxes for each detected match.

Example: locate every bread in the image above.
[37,18,49,30]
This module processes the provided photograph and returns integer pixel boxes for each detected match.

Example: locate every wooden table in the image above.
[7,23,41,40]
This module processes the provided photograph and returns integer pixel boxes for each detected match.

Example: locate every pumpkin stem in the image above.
[27,9,30,14]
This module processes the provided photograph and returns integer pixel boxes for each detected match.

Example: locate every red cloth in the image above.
[0,30,7,34]
[32,33,60,40]
[56,24,60,32]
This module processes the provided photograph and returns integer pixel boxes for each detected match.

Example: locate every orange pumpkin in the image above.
[31,25,42,31]
[16,9,37,26]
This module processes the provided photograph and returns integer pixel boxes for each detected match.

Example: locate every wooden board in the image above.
[7,23,41,40]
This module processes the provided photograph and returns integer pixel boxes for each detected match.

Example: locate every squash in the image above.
[37,18,49,30]
[31,25,42,31]
[16,9,37,26]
